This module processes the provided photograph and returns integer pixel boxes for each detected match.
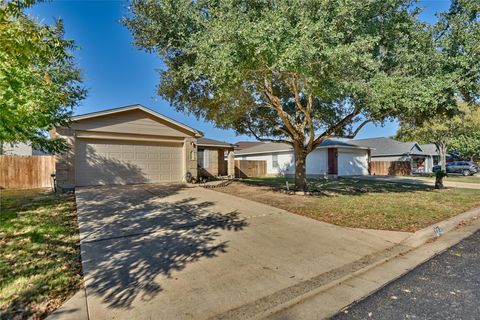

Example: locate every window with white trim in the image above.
[272,154,279,168]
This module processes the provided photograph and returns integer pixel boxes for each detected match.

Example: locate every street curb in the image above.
[401,206,480,247]
[264,206,480,320]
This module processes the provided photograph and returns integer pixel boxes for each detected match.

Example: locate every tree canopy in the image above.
[396,103,480,164]
[125,0,480,189]
[450,132,480,161]
[126,0,442,189]
[0,0,86,153]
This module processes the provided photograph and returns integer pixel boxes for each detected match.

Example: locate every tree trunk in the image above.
[435,174,444,189]
[435,141,448,189]
[293,144,307,192]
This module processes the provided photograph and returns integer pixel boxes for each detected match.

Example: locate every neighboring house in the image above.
[53,104,235,187]
[0,142,48,155]
[352,137,439,173]
[235,139,372,177]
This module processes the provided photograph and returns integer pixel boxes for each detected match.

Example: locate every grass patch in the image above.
[413,175,480,184]
[0,189,82,319]
[217,177,480,232]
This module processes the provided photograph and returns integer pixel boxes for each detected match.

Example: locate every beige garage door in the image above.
[75,139,183,186]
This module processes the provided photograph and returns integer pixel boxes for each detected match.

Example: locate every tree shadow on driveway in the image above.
[76,185,248,309]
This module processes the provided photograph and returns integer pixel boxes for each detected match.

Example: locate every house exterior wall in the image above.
[238,151,294,175]
[54,127,76,186]
[184,137,197,180]
[236,148,366,177]
[372,155,410,161]
[71,109,192,137]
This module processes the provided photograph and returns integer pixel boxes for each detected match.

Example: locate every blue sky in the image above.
[27,0,451,143]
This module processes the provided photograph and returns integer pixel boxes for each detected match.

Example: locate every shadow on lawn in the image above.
[0,192,82,320]
[240,177,434,196]
[77,184,247,309]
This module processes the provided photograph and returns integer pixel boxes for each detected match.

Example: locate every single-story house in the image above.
[53,104,235,187]
[235,139,372,177]
[352,137,439,173]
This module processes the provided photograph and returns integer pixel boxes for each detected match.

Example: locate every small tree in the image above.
[125,0,442,191]
[0,1,86,153]
[396,0,480,188]
[397,104,479,188]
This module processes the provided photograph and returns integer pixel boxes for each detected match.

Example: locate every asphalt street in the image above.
[333,230,480,320]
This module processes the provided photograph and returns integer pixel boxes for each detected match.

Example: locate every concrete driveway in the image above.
[71,184,410,319]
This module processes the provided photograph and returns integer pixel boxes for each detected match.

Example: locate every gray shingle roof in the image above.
[350,137,428,157]
[235,138,370,155]
[419,143,439,155]
[197,137,235,148]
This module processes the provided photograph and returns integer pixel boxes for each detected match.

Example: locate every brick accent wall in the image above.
[198,147,220,177]
[54,127,76,186]
[184,137,198,181]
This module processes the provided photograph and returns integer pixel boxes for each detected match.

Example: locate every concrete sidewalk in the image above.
[49,184,410,320]
[354,175,480,189]
[267,207,480,319]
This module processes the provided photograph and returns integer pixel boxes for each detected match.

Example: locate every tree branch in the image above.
[263,78,300,139]
[245,118,293,145]
[313,109,361,146]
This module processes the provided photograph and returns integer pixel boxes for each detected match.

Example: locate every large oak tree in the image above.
[126,0,445,190]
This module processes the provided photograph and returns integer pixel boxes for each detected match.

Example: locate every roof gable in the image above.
[71,105,201,138]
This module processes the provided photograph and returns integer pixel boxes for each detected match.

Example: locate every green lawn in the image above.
[0,189,82,319]
[219,177,480,232]
[413,174,480,184]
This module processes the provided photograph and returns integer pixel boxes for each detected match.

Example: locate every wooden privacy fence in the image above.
[0,156,56,189]
[234,160,267,178]
[370,161,411,176]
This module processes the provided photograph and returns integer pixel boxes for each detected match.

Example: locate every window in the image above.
[204,150,210,168]
[272,154,279,168]
[198,149,210,168]
[197,149,204,168]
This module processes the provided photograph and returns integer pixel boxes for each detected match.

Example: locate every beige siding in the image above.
[75,139,183,186]
[71,109,192,137]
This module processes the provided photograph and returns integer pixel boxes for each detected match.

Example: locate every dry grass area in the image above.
[414,174,480,184]
[0,189,82,320]
[215,177,480,232]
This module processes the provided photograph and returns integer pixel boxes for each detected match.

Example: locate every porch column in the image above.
[227,150,235,178]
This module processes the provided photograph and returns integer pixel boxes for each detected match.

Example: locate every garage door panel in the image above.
[76,139,183,186]
[338,151,368,176]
